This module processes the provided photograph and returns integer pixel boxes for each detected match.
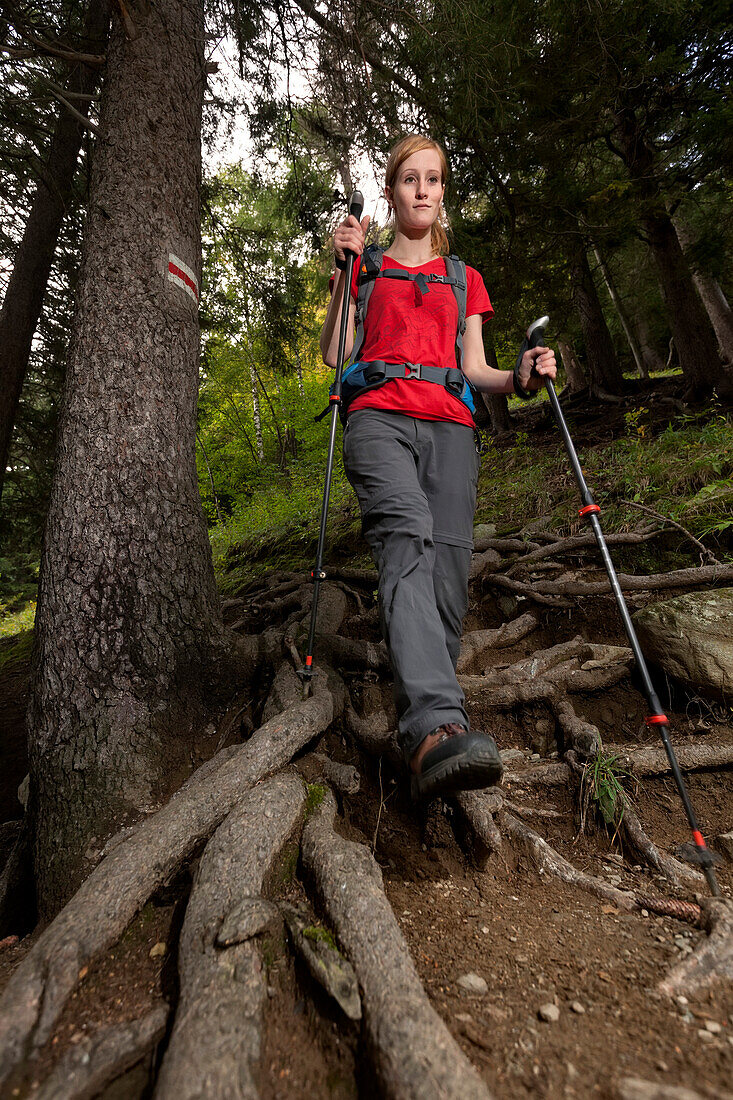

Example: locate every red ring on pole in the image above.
[692,829,707,848]
[329,395,341,403]
[578,504,601,518]
[305,655,313,667]
[645,714,669,726]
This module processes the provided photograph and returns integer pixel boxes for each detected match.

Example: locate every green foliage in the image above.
[0,629,33,672]
[582,750,633,831]
[476,408,733,554]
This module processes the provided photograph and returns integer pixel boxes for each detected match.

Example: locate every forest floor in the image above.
[1,379,732,1099]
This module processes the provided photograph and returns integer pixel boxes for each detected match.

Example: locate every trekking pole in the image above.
[300,190,364,685]
[524,315,721,897]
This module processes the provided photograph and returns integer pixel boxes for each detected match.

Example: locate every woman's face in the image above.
[385,149,445,235]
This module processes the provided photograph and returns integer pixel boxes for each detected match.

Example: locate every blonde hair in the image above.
[385,134,451,256]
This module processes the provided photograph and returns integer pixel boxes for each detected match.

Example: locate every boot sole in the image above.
[411,741,503,801]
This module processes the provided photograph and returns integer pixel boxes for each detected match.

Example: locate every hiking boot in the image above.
[410,723,503,800]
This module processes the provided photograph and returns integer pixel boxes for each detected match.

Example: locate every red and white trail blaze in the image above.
[167,253,198,303]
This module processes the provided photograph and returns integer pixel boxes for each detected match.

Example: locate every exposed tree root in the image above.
[301,788,493,1100]
[455,789,504,859]
[609,742,733,776]
[484,562,733,600]
[0,678,334,1088]
[301,752,361,794]
[658,898,733,998]
[456,611,539,673]
[619,802,704,887]
[33,1006,168,1100]
[155,770,306,1099]
[502,813,637,911]
[614,1076,726,1100]
[345,706,402,766]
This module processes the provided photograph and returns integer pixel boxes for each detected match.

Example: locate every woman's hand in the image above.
[334,214,371,263]
[518,346,557,392]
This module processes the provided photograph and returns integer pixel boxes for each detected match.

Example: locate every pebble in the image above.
[538,1003,560,1023]
[530,753,541,761]
[457,973,488,996]
[698,1029,715,1042]
[570,1001,585,1014]
[676,995,689,1006]
[704,1020,722,1034]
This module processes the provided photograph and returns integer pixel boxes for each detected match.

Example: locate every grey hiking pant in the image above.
[343,409,479,762]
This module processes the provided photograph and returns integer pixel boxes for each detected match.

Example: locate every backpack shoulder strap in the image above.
[444,255,467,367]
[351,243,383,365]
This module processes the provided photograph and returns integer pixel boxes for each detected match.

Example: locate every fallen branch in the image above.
[301,789,493,1099]
[155,770,306,1098]
[0,678,334,1087]
[620,500,721,566]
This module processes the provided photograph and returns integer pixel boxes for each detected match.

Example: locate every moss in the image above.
[304,782,327,817]
[302,923,339,951]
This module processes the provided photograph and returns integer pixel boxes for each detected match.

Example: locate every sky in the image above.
[206,38,388,231]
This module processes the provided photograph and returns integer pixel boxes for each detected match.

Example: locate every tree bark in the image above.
[0,0,110,507]
[27,0,220,917]
[557,339,587,392]
[569,241,625,394]
[592,244,648,378]
[673,216,733,365]
[482,337,512,432]
[614,108,726,398]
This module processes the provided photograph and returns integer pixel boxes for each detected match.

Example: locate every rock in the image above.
[469,547,502,579]
[716,830,733,862]
[704,1020,722,1034]
[500,748,526,765]
[457,972,488,996]
[570,1001,586,1014]
[473,522,497,546]
[281,903,362,1021]
[632,588,733,697]
[497,595,519,619]
[216,897,281,946]
[538,1002,560,1022]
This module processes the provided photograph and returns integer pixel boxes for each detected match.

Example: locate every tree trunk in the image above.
[614,109,726,398]
[673,217,733,365]
[28,0,221,918]
[632,309,666,376]
[569,242,625,394]
[248,358,264,460]
[0,0,110,507]
[483,332,512,432]
[591,244,647,378]
[557,340,586,392]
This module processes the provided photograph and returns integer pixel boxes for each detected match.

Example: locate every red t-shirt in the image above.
[336,254,493,425]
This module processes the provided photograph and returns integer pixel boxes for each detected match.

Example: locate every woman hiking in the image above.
[320,134,557,800]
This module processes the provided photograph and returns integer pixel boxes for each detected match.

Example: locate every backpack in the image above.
[331,244,488,427]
